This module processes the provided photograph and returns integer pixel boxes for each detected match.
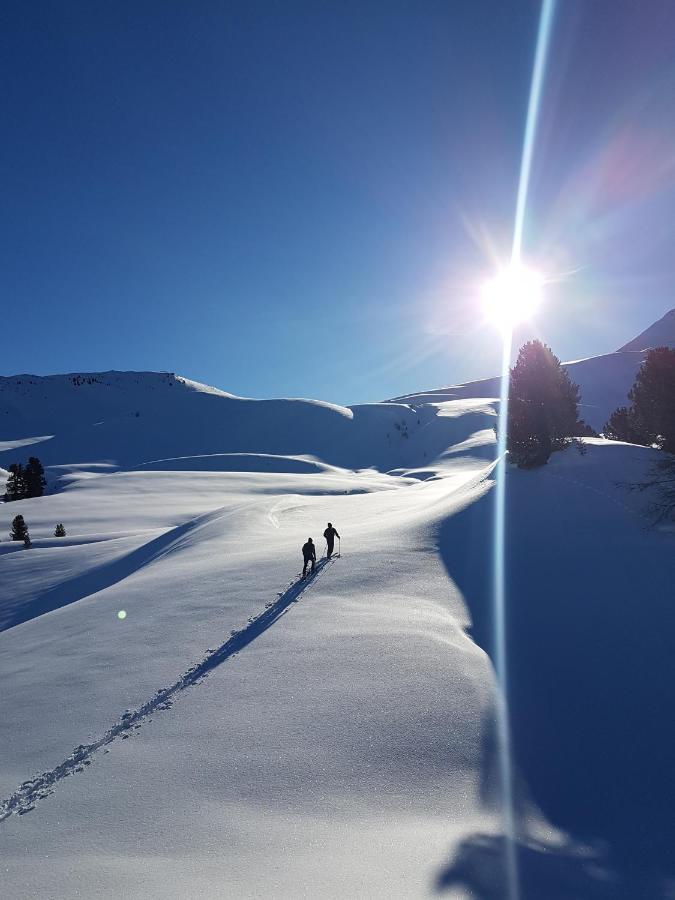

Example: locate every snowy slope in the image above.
[0,370,497,477]
[1,352,674,898]
[1,429,672,898]
[391,350,647,433]
[619,307,675,351]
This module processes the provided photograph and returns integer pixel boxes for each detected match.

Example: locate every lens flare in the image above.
[492,3,557,898]
[483,264,544,331]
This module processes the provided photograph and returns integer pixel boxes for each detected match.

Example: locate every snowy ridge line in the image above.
[0,557,337,823]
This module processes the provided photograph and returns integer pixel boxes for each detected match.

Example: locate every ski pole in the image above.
[338,537,341,557]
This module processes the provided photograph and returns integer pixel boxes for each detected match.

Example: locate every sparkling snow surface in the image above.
[1,372,674,898]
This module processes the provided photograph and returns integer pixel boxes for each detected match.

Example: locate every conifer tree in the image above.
[628,347,675,453]
[10,514,29,542]
[24,457,46,498]
[54,523,66,537]
[507,340,580,468]
[4,463,26,502]
[603,406,646,445]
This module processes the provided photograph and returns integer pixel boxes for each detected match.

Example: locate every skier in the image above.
[302,537,316,577]
[323,522,340,559]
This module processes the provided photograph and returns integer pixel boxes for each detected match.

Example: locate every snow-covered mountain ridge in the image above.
[390,308,675,431]
[618,307,675,352]
[0,368,497,477]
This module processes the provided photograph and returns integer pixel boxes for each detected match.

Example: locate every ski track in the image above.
[0,557,337,823]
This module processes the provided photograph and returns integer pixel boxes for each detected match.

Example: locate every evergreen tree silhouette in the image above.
[5,463,26,502]
[10,514,29,542]
[508,340,580,468]
[24,457,46,497]
[628,347,675,453]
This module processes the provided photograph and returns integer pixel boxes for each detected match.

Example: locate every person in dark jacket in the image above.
[302,538,316,576]
[323,522,340,559]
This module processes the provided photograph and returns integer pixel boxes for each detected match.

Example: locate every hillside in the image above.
[619,307,675,352]
[0,370,497,478]
[391,309,675,433]
[1,335,674,897]
[391,349,647,433]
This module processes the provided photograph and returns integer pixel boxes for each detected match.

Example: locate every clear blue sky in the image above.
[3,1,675,404]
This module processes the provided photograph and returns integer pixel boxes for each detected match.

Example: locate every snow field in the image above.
[1,362,674,897]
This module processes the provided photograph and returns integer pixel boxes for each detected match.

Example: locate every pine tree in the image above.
[24,457,46,498]
[628,347,675,453]
[10,514,29,542]
[603,406,646,445]
[4,463,26,502]
[507,340,580,468]
[54,523,66,537]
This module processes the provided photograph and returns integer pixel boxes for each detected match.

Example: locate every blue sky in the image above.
[3,1,675,404]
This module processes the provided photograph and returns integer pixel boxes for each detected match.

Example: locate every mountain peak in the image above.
[618,308,675,352]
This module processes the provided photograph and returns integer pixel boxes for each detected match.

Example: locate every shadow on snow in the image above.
[0,507,231,632]
[435,466,675,899]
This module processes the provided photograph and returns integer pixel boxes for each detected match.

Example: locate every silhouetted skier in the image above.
[323,523,340,559]
[302,538,316,576]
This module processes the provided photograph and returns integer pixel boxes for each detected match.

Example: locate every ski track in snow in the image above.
[0,557,337,823]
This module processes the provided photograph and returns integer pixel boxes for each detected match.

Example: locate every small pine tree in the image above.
[5,463,26,502]
[574,419,597,438]
[507,340,580,468]
[10,514,29,542]
[54,523,66,537]
[24,457,46,498]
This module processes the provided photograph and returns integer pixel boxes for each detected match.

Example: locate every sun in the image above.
[482,263,544,332]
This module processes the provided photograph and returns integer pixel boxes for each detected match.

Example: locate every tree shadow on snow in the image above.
[437,833,636,899]
[435,467,675,898]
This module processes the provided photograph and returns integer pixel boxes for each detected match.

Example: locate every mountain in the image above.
[390,348,647,432]
[391,309,675,432]
[618,307,675,352]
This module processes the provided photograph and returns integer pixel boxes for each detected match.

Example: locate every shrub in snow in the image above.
[54,523,66,537]
[627,453,675,524]
[507,340,581,468]
[574,420,597,438]
[10,514,29,542]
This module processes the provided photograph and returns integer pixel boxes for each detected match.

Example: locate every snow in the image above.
[1,348,674,897]
[389,308,675,433]
[618,307,675,352]
[390,350,650,433]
